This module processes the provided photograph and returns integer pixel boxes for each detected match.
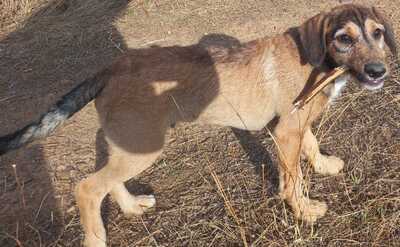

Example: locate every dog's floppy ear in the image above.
[372,7,397,56]
[298,13,330,67]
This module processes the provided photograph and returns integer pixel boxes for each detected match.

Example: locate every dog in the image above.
[0,4,396,247]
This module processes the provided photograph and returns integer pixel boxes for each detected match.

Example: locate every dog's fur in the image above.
[0,4,397,247]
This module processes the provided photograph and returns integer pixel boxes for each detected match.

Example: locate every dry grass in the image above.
[0,0,46,32]
[0,0,399,246]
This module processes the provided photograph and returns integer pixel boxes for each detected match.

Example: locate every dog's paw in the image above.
[296,199,328,223]
[120,194,156,217]
[314,154,344,175]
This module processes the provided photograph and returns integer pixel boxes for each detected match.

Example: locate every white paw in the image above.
[296,199,328,223]
[314,154,344,175]
[136,195,156,209]
[121,194,156,217]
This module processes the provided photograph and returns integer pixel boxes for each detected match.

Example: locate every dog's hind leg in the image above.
[75,144,162,247]
[301,127,344,175]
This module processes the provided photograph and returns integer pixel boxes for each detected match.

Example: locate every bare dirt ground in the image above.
[0,0,399,246]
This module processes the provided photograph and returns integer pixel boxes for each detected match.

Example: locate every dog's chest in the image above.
[327,75,349,103]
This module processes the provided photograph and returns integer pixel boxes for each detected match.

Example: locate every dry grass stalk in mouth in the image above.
[291,66,349,114]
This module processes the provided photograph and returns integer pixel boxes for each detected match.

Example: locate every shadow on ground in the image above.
[0,3,280,244]
[231,128,279,196]
[0,0,129,245]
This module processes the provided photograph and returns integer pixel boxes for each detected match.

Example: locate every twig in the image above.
[291,66,348,114]
[34,192,51,224]
[12,164,26,209]
[2,231,24,247]
[140,217,159,247]
[26,223,42,247]
[261,163,266,198]
[209,169,248,247]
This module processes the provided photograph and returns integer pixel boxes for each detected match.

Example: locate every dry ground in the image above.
[0,0,399,246]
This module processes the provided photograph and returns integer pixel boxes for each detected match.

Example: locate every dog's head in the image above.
[299,4,397,90]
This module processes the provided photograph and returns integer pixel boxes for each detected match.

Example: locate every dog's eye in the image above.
[337,34,353,45]
[373,28,383,39]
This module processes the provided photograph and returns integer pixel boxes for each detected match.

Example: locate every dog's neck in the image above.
[282,28,350,105]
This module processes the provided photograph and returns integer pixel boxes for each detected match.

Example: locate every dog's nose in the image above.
[364,63,387,79]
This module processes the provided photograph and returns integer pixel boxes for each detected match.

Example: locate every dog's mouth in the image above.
[353,72,386,90]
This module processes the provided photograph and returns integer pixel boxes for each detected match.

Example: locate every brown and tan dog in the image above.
[0,4,397,247]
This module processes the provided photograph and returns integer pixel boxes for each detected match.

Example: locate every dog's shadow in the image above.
[0,2,280,243]
[0,0,129,246]
[231,127,280,196]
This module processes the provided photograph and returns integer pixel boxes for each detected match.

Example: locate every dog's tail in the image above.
[0,72,107,155]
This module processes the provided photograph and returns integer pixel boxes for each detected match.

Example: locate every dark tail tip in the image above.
[0,72,105,157]
[0,135,12,156]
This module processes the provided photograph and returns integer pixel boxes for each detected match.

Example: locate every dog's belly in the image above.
[213,109,277,130]
[194,84,277,131]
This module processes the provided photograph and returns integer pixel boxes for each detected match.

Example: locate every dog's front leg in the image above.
[302,127,344,175]
[274,122,327,223]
